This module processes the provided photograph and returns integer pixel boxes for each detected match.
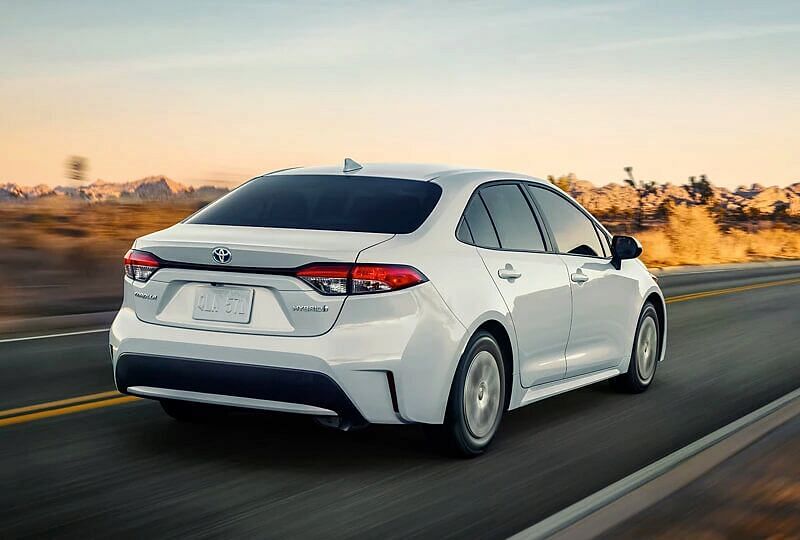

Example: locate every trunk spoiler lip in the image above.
[136,250,305,277]
[130,231,398,279]
[132,244,399,278]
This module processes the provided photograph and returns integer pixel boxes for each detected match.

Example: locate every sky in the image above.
[1,0,799,188]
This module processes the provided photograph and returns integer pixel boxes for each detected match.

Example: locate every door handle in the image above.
[571,272,589,284]
[498,265,522,280]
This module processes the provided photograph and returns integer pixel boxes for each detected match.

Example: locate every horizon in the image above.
[2,1,799,189]
[5,169,799,192]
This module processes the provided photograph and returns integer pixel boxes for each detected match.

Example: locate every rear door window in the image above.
[187,175,442,234]
[479,184,546,251]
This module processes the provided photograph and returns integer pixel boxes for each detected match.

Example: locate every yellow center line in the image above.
[0,396,140,427]
[1,276,799,429]
[665,277,800,304]
[0,390,122,418]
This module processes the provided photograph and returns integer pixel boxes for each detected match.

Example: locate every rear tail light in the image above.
[295,264,350,295]
[350,264,427,294]
[296,263,427,295]
[124,249,160,282]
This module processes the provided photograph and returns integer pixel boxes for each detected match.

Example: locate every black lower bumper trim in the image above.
[115,354,365,424]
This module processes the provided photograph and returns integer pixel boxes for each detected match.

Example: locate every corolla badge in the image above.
[292,305,329,313]
[211,247,232,264]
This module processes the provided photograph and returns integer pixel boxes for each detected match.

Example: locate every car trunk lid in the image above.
[129,224,392,337]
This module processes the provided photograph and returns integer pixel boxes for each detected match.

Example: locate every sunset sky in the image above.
[2,0,799,188]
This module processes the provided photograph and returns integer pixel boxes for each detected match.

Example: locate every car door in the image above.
[526,184,641,377]
[458,182,572,387]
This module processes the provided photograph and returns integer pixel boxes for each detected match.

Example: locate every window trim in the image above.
[476,192,503,248]
[524,182,613,261]
[593,222,611,258]
[454,180,553,254]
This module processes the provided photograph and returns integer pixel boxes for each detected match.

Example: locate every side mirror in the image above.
[611,235,642,269]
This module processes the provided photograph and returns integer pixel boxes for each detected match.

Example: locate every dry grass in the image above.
[638,205,800,267]
[0,200,798,319]
[0,198,202,319]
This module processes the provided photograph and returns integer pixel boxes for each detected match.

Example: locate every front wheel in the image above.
[428,331,506,458]
[612,302,660,393]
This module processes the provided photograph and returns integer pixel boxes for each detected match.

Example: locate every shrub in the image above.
[638,205,800,266]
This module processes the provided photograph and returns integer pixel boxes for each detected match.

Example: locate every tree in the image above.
[66,156,88,184]
[623,166,657,229]
[746,206,762,221]
[773,201,789,220]
[547,174,572,192]
[685,174,714,205]
[656,199,675,220]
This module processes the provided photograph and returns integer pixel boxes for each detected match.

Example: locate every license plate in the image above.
[192,286,254,324]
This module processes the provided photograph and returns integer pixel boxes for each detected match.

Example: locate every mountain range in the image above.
[562,175,800,217]
[0,176,228,202]
[2,174,800,217]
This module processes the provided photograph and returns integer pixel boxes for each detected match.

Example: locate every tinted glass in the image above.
[595,224,611,257]
[463,196,500,248]
[187,175,442,234]
[479,184,546,251]
[528,186,604,257]
[456,217,474,244]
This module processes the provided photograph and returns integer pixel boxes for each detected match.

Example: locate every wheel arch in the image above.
[644,290,667,363]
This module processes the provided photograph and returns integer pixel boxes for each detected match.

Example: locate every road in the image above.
[2,264,800,539]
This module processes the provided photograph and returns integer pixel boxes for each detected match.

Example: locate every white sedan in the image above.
[111,160,666,457]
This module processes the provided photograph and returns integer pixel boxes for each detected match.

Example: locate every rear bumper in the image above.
[116,354,366,425]
[110,282,467,424]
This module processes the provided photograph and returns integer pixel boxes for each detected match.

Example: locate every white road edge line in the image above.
[508,386,800,540]
[0,328,110,344]
[652,260,800,277]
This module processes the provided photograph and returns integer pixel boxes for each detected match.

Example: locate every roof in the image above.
[266,162,478,182]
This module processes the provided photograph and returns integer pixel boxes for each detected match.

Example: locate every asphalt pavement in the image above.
[1,263,800,539]
[601,405,800,538]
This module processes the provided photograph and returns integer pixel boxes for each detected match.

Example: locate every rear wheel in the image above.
[429,331,506,457]
[612,302,660,393]
[160,399,227,422]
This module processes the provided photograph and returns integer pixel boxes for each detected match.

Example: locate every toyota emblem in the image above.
[211,247,232,264]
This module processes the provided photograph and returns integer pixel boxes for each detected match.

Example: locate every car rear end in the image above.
[110,172,467,426]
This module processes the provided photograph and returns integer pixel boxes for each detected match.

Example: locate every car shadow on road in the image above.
[123,379,654,470]
[125,406,439,470]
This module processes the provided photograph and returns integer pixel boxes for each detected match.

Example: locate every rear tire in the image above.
[428,331,506,458]
[160,399,226,422]
[612,302,660,393]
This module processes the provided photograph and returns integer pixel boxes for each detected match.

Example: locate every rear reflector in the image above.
[296,263,426,295]
[124,249,160,282]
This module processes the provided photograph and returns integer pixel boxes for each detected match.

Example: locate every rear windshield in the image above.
[186,175,442,234]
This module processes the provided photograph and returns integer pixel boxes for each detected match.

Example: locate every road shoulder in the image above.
[511,387,800,540]
[599,408,800,538]
[0,310,115,341]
